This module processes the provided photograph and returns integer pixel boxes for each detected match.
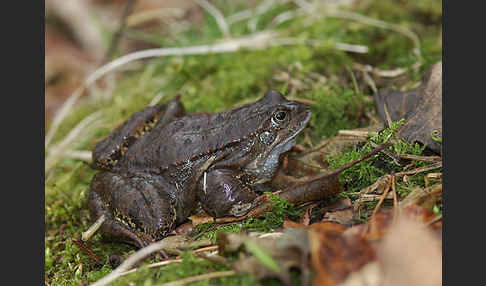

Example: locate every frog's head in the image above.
[244,90,312,183]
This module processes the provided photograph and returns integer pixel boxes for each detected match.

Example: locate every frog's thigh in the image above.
[197,169,258,217]
[89,172,175,247]
[88,186,150,248]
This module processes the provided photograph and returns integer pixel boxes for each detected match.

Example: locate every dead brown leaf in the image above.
[309,222,376,286]
[373,61,442,153]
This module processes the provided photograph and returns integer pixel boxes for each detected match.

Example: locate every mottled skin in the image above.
[88,91,311,248]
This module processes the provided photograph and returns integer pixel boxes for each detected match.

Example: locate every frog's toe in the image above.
[230,202,253,217]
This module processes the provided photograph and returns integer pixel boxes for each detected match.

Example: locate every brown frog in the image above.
[88,91,311,248]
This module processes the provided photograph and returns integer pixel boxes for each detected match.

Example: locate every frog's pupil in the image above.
[275,111,286,121]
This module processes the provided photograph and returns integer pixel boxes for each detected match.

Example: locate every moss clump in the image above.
[193,193,303,241]
[326,119,425,191]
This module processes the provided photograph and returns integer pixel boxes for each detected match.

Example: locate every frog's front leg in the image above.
[196,169,258,217]
[92,96,185,170]
[88,172,176,248]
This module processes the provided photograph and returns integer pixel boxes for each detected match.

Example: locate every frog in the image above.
[88,90,312,248]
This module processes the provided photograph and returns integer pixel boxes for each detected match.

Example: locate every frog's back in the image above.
[120,102,271,172]
[119,91,291,172]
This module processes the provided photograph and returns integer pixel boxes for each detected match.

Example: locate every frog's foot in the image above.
[230,202,253,217]
[88,172,176,251]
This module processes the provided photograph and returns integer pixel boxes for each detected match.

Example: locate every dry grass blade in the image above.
[82,214,106,242]
[395,162,442,177]
[324,10,421,57]
[193,0,230,37]
[64,150,92,162]
[338,130,377,138]
[45,111,103,174]
[399,154,441,162]
[119,259,183,277]
[90,239,193,286]
[226,0,277,24]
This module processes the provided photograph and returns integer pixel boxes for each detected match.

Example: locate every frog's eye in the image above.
[273,110,287,122]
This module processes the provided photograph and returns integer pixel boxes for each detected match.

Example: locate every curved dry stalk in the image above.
[193,0,230,37]
[227,0,282,24]
[324,10,421,56]
[158,270,237,286]
[119,259,183,277]
[247,0,276,32]
[90,240,185,286]
[45,31,368,149]
[45,111,103,173]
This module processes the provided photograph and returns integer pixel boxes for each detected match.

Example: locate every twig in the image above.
[391,175,399,224]
[193,0,230,37]
[363,175,392,234]
[158,270,237,286]
[72,238,102,264]
[395,162,442,177]
[399,154,441,163]
[332,141,393,175]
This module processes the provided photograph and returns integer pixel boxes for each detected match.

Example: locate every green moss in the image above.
[243,193,303,232]
[193,193,303,242]
[325,119,427,194]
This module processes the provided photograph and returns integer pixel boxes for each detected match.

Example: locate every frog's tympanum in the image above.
[88,91,311,248]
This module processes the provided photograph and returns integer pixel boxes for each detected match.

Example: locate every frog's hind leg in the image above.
[91,96,185,170]
[88,172,176,249]
[88,188,152,248]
